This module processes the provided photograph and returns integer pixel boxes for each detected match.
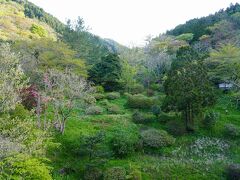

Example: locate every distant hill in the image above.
[104,38,130,53]
[167,3,240,43]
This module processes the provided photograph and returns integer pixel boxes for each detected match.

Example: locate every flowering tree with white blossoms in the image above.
[43,69,95,134]
[0,43,28,113]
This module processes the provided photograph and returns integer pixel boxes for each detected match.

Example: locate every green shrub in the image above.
[0,154,52,180]
[84,95,97,105]
[107,104,122,114]
[151,105,161,117]
[226,164,240,180]
[203,111,219,129]
[85,106,103,115]
[146,89,155,97]
[0,117,51,156]
[123,92,131,97]
[166,120,186,136]
[99,99,109,106]
[127,168,142,180]
[95,85,105,93]
[130,84,144,94]
[150,84,160,91]
[94,93,106,100]
[224,123,240,138]
[111,129,139,158]
[127,94,154,109]
[104,167,126,180]
[176,33,194,41]
[81,131,105,159]
[141,129,175,149]
[132,111,155,124]
[30,24,47,37]
[84,167,103,180]
[158,113,176,123]
[231,92,240,110]
[0,135,22,159]
[106,92,121,100]
[132,111,146,124]
[10,104,31,119]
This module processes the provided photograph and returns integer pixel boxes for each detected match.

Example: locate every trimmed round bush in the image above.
[130,84,144,94]
[132,111,155,124]
[95,85,105,93]
[106,92,121,100]
[166,120,186,136]
[111,129,139,158]
[107,104,122,114]
[141,129,175,148]
[132,111,146,124]
[150,83,160,91]
[84,95,97,105]
[84,167,103,180]
[158,113,176,123]
[123,92,131,97]
[128,168,142,180]
[104,167,126,180]
[226,164,240,180]
[85,106,103,115]
[99,99,109,106]
[203,111,219,129]
[127,94,154,109]
[224,123,240,138]
[146,89,155,97]
[151,105,161,117]
[94,93,106,100]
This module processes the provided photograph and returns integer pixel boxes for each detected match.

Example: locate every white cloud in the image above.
[29,0,240,46]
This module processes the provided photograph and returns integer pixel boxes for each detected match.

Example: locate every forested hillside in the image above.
[0,0,240,179]
[11,0,124,58]
[167,3,240,43]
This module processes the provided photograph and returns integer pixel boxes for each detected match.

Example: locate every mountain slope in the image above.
[167,3,240,43]
[0,0,57,41]
[10,0,129,64]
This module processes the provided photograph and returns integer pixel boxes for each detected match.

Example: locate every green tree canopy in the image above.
[119,60,137,92]
[163,61,216,131]
[13,39,88,83]
[207,44,240,85]
[89,53,122,91]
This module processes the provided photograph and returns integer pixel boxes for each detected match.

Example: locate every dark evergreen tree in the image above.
[163,61,216,131]
[176,46,199,62]
[171,46,200,69]
[89,53,122,91]
[63,18,110,65]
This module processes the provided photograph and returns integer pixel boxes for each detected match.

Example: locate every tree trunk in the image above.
[183,110,188,131]
[44,104,47,130]
[60,118,67,134]
[37,95,41,128]
[60,122,65,134]
[185,104,194,132]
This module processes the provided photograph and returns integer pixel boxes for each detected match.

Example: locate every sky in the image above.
[29,0,240,46]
